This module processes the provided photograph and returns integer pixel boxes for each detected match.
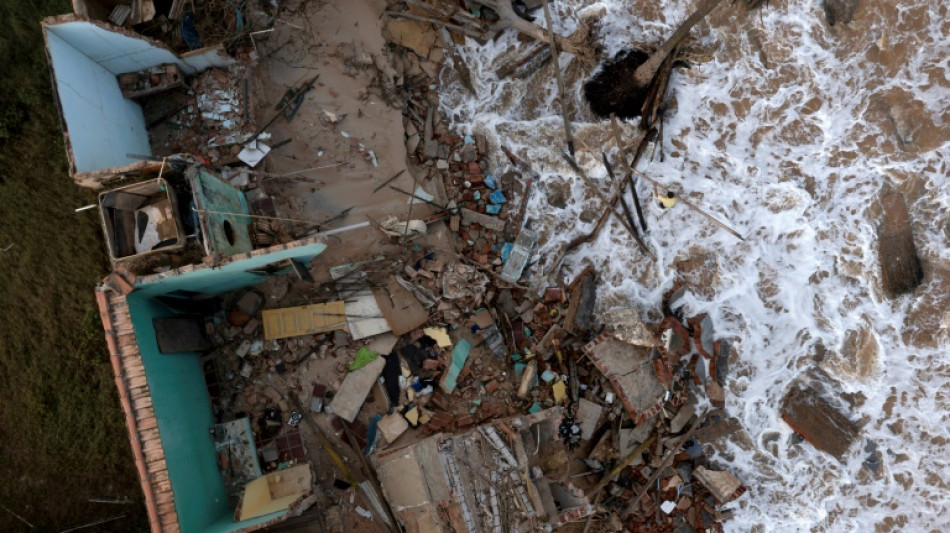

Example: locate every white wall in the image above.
[45,28,152,174]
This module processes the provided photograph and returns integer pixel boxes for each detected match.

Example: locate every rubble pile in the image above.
[184,22,750,530]
[195,227,747,530]
[85,0,765,529]
[143,67,255,163]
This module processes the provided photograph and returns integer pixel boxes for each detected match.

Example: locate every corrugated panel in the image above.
[262,301,347,340]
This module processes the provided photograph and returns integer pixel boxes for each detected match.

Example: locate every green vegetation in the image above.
[0,2,148,531]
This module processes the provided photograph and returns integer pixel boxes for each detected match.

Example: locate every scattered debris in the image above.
[76,1,764,530]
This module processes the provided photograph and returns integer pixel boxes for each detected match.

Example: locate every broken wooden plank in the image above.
[262,301,347,340]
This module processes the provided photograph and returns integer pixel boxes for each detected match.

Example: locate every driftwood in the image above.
[551,135,659,269]
[628,166,745,241]
[609,116,649,232]
[585,0,723,119]
[542,0,575,155]
[476,0,586,56]
[602,152,652,257]
[495,43,551,79]
[631,0,725,90]
[639,48,677,129]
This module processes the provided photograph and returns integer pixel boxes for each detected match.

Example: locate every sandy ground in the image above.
[229,2,458,530]
[249,0,455,281]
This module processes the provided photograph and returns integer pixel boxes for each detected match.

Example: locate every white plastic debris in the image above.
[661,501,677,514]
[238,139,271,167]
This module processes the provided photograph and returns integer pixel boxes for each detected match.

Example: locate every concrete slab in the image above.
[620,415,656,458]
[781,385,859,460]
[583,335,665,423]
[378,413,409,444]
[575,399,603,441]
[694,466,744,503]
[377,450,431,510]
[669,401,695,434]
[327,356,386,422]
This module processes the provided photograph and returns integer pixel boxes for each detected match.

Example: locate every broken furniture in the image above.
[235,464,314,521]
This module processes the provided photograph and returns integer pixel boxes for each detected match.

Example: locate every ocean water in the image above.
[437,0,950,531]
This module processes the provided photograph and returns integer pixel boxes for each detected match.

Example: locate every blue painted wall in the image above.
[45,29,152,173]
[43,20,234,176]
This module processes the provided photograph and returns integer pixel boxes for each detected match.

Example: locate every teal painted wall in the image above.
[136,242,326,298]
[192,170,253,257]
[127,242,326,532]
[128,294,231,533]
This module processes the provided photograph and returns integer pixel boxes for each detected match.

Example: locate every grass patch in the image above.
[0,2,148,531]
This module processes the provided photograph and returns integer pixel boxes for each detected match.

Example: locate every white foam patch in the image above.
[439,0,950,530]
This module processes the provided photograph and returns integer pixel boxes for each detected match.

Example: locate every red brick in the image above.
[430,394,448,410]
[652,359,672,388]
[485,379,499,394]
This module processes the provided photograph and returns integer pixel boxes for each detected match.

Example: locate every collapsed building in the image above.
[41,0,893,532]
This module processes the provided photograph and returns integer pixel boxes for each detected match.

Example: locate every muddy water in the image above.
[438,0,949,530]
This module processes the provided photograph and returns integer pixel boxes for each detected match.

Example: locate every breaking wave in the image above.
[438,0,950,530]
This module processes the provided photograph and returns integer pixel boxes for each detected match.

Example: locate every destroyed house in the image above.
[41,12,236,188]
[96,235,327,532]
[376,407,595,532]
[40,12,338,530]
[39,0,762,530]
